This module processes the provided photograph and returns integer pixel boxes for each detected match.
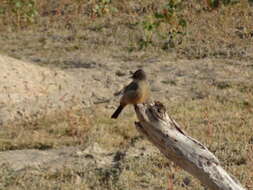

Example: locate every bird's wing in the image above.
[120,82,140,103]
[123,81,138,93]
[114,84,131,96]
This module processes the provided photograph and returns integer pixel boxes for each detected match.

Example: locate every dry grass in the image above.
[0,0,252,66]
[0,91,252,189]
[0,0,253,189]
[0,93,252,189]
[0,107,91,151]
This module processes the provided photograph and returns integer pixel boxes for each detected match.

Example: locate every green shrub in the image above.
[139,0,187,49]
[0,0,38,28]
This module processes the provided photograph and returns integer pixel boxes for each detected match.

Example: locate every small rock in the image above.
[115,70,126,77]
[113,151,126,162]
[183,177,191,186]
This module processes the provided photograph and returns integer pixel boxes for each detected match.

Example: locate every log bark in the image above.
[134,101,246,190]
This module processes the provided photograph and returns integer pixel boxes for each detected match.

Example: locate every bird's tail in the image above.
[111,105,125,119]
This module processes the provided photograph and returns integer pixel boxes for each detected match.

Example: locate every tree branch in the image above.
[134,101,246,190]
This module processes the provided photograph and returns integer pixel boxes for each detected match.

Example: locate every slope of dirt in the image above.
[0,55,90,126]
[1,53,252,130]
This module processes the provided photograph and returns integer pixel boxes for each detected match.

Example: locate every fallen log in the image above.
[134,101,246,190]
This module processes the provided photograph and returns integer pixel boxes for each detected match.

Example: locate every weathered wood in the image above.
[134,101,246,190]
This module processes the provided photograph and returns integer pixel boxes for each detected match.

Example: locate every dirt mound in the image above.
[0,55,89,126]
[1,54,252,126]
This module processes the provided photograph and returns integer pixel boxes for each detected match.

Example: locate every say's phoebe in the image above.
[111,69,150,119]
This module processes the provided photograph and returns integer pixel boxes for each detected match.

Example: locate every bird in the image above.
[111,69,150,119]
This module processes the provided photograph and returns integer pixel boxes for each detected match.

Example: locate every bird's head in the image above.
[131,69,147,80]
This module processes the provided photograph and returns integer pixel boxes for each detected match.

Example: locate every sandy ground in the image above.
[1,54,252,125]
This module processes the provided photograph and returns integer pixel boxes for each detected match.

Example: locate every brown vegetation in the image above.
[0,0,252,189]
